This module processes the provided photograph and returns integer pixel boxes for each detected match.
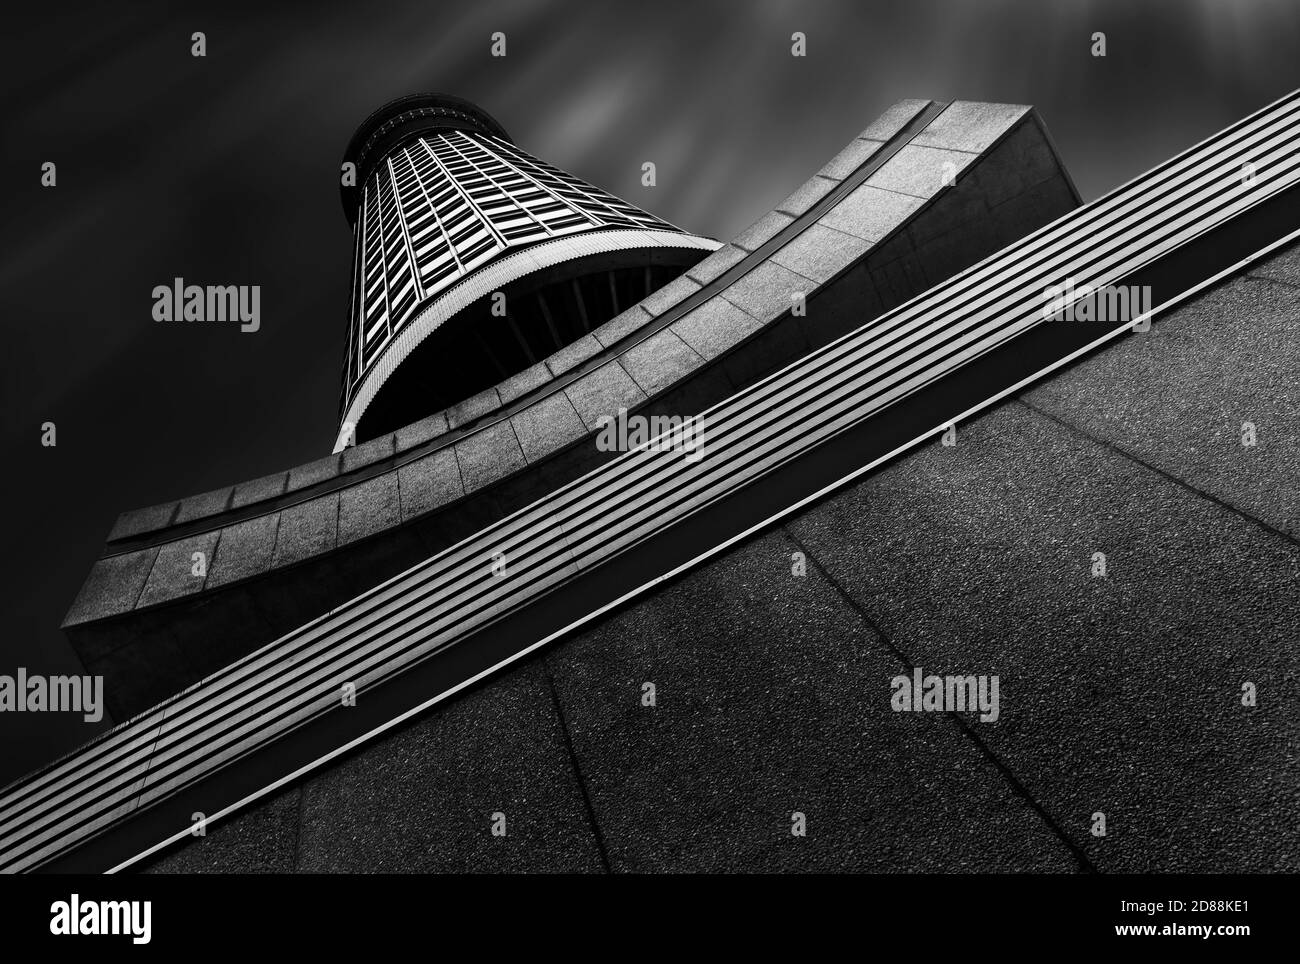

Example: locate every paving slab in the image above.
[294,661,604,872]
[546,530,1080,872]
[618,328,704,398]
[136,531,220,608]
[787,402,1300,872]
[564,363,648,431]
[1024,269,1300,538]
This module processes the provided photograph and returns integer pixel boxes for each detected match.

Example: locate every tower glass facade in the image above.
[337,96,718,446]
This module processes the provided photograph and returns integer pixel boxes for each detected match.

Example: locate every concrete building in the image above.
[2,91,1297,873]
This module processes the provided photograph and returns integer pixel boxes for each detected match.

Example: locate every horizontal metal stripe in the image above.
[4,90,1299,872]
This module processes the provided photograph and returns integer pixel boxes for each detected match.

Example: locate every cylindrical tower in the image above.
[335,93,719,449]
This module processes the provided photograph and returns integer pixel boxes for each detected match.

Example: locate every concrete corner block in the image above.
[63,548,160,625]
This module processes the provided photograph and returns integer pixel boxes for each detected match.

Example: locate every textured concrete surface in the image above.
[144,237,1300,873]
[231,470,287,508]
[511,392,587,463]
[1024,269,1300,538]
[544,531,1079,872]
[447,386,502,430]
[866,143,976,199]
[394,410,449,453]
[454,420,526,492]
[543,335,601,378]
[619,328,705,397]
[136,531,219,608]
[857,98,930,143]
[564,363,648,430]
[144,662,605,873]
[271,493,338,567]
[775,174,838,218]
[63,548,158,624]
[914,101,1029,154]
[686,243,748,285]
[592,305,654,348]
[107,501,177,542]
[207,515,278,590]
[821,183,925,243]
[772,222,872,285]
[340,432,394,473]
[787,399,1300,872]
[1250,239,1300,287]
[338,473,401,545]
[143,787,302,874]
[818,138,885,181]
[640,274,701,318]
[397,448,463,521]
[174,486,233,524]
[497,360,552,403]
[286,452,341,493]
[721,260,816,325]
[733,210,795,252]
[670,298,763,361]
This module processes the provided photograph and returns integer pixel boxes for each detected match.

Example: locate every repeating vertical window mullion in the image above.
[418,136,510,251]
[385,157,426,305]
[445,131,573,238]
[402,143,466,277]
[489,135,635,226]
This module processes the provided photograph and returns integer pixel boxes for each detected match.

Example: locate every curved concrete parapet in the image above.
[66,97,1081,720]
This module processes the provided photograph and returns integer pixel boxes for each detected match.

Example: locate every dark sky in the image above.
[1,0,1296,784]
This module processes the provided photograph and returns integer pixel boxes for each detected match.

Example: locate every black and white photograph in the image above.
[0,0,1295,945]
